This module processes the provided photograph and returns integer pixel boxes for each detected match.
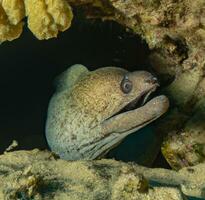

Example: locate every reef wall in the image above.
[1,149,205,199]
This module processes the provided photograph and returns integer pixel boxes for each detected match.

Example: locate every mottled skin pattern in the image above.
[46,64,169,160]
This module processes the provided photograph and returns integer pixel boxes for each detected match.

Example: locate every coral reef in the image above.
[162,98,205,169]
[0,1,205,198]
[0,0,24,42]
[25,0,73,40]
[2,149,205,199]
[0,0,73,42]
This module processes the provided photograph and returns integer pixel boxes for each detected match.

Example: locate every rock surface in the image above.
[0,149,205,199]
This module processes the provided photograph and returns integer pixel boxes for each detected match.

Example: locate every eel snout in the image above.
[147,95,169,116]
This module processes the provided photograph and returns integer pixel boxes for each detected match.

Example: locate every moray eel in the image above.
[46,64,169,160]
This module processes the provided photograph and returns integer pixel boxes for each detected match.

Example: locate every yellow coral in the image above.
[25,0,73,40]
[0,0,73,42]
[2,0,25,24]
[0,0,25,42]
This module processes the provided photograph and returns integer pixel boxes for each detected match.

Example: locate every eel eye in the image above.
[120,75,133,94]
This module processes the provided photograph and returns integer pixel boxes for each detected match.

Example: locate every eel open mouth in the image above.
[124,87,157,111]
[92,85,168,159]
[109,85,158,119]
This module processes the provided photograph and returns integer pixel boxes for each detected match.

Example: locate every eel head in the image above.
[46,65,169,160]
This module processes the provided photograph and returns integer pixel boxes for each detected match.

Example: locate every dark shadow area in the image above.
[0,16,170,167]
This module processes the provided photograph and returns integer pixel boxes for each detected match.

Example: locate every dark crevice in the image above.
[0,16,170,167]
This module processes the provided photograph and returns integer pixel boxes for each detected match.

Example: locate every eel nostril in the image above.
[145,76,158,84]
[152,77,158,84]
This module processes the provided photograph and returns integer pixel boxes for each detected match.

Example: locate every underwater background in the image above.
[0,11,203,200]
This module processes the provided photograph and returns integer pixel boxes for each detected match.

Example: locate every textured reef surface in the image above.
[0,149,205,199]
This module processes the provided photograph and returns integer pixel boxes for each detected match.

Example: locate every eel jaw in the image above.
[81,95,169,160]
[102,93,169,135]
[79,89,169,159]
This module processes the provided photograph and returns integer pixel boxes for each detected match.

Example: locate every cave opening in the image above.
[0,17,169,168]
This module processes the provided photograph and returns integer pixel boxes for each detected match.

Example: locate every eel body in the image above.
[46,65,169,160]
